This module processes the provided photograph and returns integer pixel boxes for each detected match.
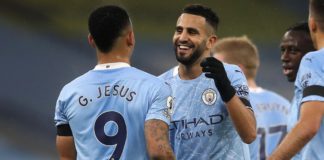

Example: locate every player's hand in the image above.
[200,57,236,102]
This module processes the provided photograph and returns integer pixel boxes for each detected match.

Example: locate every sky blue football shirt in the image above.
[160,63,252,160]
[248,88,290,160]
[55,63,171,160]
[294,49,324,160]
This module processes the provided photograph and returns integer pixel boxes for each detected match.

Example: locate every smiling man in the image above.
[159,4,256,160]
[280,22,315,83]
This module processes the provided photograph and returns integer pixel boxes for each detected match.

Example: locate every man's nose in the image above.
[179,32,189,42]
[281,49,290,61]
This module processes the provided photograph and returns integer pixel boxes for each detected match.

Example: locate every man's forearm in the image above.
[269,120,316,159]
[56,136,77,160]
[269,101,323,159]
[226,96,256,144]
[145,120,175,160]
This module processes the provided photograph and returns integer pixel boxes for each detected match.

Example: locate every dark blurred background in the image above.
[0,0,308,159]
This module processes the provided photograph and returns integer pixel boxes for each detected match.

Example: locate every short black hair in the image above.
[285,21,315,53]
[309,0,324,31]
[286,21,310,34]
[88,5,130,53]
[182,4,219,32]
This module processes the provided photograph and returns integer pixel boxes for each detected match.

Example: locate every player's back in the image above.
[248,88,290,160]
[55,64,170,160]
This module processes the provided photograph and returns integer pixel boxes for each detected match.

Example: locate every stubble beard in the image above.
[174,41,206,66]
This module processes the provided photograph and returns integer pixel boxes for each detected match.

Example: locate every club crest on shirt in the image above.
[202,88,217,106]
[163,96,174,120]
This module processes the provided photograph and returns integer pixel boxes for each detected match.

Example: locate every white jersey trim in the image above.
[172,66,179,77]
[93,62,130,70]
[249,87,264,93]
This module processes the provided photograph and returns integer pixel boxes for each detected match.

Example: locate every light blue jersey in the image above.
[287,95,298,131]
[294,49,324,160]
[54,63,171,160]
[159,64,251,160]
[248,88,290,160]
[288,95,304,160]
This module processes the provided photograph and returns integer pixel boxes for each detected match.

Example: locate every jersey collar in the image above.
[93,62,130,70]
[172,66,179,77]
[249,87,264,93]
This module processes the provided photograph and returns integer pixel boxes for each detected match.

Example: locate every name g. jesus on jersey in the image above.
[78,84,137,106]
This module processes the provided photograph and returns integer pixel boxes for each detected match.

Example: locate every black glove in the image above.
[200,57,236,102]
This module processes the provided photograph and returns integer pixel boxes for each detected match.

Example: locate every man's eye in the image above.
[281,47,300,53]
[188,30,198,35]
[290,47,299,52]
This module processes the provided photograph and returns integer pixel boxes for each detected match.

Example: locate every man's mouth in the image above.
[178,44,194,49]
[176,44,194,54]
[283,69,293,75]
[282,67,294,75]
[178,45,190,50]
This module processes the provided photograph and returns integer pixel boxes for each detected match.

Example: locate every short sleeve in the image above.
[297,55,324,103]
[54,89,69,126]
[145,82,172,125]
[229,66,250,99]
[226,65,252,109]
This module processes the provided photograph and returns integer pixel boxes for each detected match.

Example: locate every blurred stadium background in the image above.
[0,0,308,159]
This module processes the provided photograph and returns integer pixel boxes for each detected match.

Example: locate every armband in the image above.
[57,124,73,136]
[239,97,253,112]
[303,85,324,98]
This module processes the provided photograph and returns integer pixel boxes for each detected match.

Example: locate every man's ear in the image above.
[126,31,135,47]
[88,34,96,48]
[238,64,245,72]
[214,52,225,62]
[207,35,217,50]
[309,16,317,33]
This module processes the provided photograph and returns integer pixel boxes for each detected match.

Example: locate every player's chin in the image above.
[284,72,296,82]
[287,75,296,82]
[176,55,192,65]
[177,47,193,55]
[176,51,191,59]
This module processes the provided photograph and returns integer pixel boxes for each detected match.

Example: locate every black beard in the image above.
[174,41,205,66]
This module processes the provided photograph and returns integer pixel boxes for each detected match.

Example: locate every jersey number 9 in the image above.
[94,111,127,160]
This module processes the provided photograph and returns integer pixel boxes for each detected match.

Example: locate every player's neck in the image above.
[316,37,324,50]
[97,50,130,64]
[247,79,258,89]
[96,37,133,64]
[178,63,202,80]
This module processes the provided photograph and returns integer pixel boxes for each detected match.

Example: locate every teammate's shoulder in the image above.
[62,71,92,89]
[223,63,243,74]
[223,63,245,81]
[302,49,324,64]
[129,67,167,85]
[158,66,178,80]
[57,71,92,97]
[262,88,290,104]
